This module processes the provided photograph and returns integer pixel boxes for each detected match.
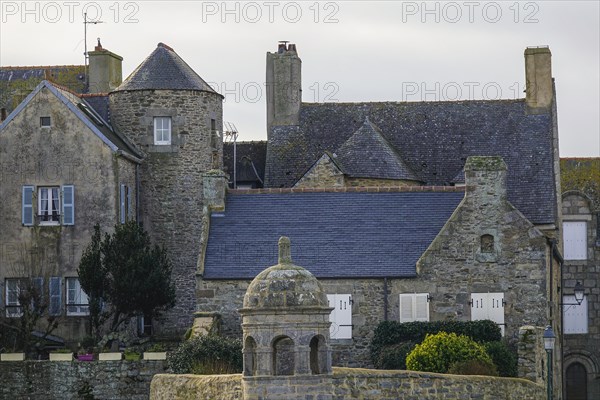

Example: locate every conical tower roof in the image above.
[335,118,420,182]
[114,43,219,94]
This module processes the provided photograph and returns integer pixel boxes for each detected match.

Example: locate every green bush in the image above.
[448,359,498,376]
[371,320,501,367]
[167,334,242,374]
[376,342,417,370]
[406,332,493,374]
[484,341,518,377]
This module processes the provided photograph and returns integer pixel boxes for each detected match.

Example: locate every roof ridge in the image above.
[229,186,464,195]
[0,65,84,70]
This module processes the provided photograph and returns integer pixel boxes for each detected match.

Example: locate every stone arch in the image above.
[564,352,599,400]
[566,362,587,400]
[309,335,327,375]
[243,336,257,377]
[272,335,295,376]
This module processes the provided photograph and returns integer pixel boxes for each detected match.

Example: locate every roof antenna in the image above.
[83,12,104,91]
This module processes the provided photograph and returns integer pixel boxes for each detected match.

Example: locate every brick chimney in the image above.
[88,39,123,93]
[464,156,508,204]
[524,46,553,111]
[266,41,301,135]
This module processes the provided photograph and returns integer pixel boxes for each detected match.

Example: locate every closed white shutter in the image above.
[327,294,352,339]
[471,292,505,336]
[563,296,588,334]
[399,293,430,322]
[563,222,587,260]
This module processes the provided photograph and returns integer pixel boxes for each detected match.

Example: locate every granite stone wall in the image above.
[110,89,223,334]
[0,360,166,400]
[150,368,546,400]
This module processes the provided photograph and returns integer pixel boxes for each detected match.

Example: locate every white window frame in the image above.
[5,279,23,317]
[327,294,352,339]
[154,117,172,145]
[563,221,587,260]
[66,278,89,316]
[470,292,505,336]
[38,186,60,225]
[563,295,588,334]
[399,293,430,322]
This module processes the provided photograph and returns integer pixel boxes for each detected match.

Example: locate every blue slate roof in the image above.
[115,43,220,94]
[203,190,464,279]
[265,99,557,225]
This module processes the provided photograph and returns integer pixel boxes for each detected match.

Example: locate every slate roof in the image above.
[223,141,267,187]
[203,189,464,279]
[115,43,220,94]
[265,100,556,224]
[334,118,420,181]
[82,94,110,122]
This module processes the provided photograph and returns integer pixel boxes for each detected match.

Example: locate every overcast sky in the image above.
[1,1,598,156]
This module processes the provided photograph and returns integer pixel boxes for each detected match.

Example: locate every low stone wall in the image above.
[0,360,166,399]
[150,367,545,400]
[151,373,243,399]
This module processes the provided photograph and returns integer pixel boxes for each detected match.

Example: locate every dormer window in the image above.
[154,117,171,145]
[40,116,51,127]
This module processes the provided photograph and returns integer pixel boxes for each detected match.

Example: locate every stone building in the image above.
[560,158,600,400]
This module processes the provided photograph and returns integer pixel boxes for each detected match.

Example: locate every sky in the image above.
[1,0,599,156]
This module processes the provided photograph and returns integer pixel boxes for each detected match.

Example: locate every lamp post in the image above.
[543,325,556,400]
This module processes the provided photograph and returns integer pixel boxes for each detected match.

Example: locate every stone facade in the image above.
[561,191,600,399]
[0,359,166,399]
[109,88,223,333]
[0,83,138,343]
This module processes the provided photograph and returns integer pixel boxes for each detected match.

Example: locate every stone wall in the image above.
[150,368,545,400]
[294,153,345,188]
[0,360,166,399]
[110,89,223,334]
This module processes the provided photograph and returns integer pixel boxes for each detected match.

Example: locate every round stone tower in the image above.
[240,237,333,400]
[109,43,223,332]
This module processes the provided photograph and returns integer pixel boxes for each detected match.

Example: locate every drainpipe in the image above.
[135,163,140,222]
[383,278,388,321]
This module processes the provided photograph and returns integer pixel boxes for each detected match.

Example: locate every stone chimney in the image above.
[524,46,553,111]
[203,170,228,212]
[88,39,123,93]
[464,156,508,204]
[266,41,301,135]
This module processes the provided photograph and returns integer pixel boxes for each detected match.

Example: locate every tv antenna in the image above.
[84,12,104,90]
[224,122,239,188]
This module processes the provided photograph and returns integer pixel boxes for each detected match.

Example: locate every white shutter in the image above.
[399,293,430,322]
[471,293,505,336]
[327,294,352,339]
[563,222,587,260]
[563,296,588,334]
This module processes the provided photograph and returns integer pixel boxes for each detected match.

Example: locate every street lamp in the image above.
[543,325,556,400]
[560,281,585,306]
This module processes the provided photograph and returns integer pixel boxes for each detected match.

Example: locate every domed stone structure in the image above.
[240,237,333,400]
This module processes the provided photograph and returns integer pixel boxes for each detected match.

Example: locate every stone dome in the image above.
[242,237,329,310]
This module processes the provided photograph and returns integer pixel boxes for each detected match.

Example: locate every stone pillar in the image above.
[525,46,553,110]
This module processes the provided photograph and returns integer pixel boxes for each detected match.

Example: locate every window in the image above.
[119,184,131,224]
[22,185,74,226]
[481,234,494,253]
[563,295,588,334]
[40,116,51,127]
[471,292,505,336]
[327,294,352,339]
[5,279,22,317]
[66,278,89,316]
[48,277,62,316]
[154,117,171,145]
[564,221,587,260]
[38,187,60,224]
[399,293,430,322]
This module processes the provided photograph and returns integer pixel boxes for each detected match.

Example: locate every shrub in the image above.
[484,341,518,377]
[371,320,501,367]
[167,335,242,374]
[406,332,493,374]
[375,342,417,370]
[448,359,498,376]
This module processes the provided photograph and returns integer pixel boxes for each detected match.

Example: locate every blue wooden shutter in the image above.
[62,185,74,225]
[120,184,126,224]
[49,277,62,316]
[127,186,132,219]
[22,185,34,226]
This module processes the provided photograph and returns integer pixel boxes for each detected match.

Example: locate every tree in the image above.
[77,220,176,334]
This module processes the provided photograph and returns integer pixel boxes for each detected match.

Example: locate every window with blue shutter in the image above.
[22,185,34,226]
[127,186,132,219]
[49,277,62,316]
[120,184,126,224]
[62,185,74,225]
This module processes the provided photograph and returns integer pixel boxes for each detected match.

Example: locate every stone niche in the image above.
[239,236,334,400]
